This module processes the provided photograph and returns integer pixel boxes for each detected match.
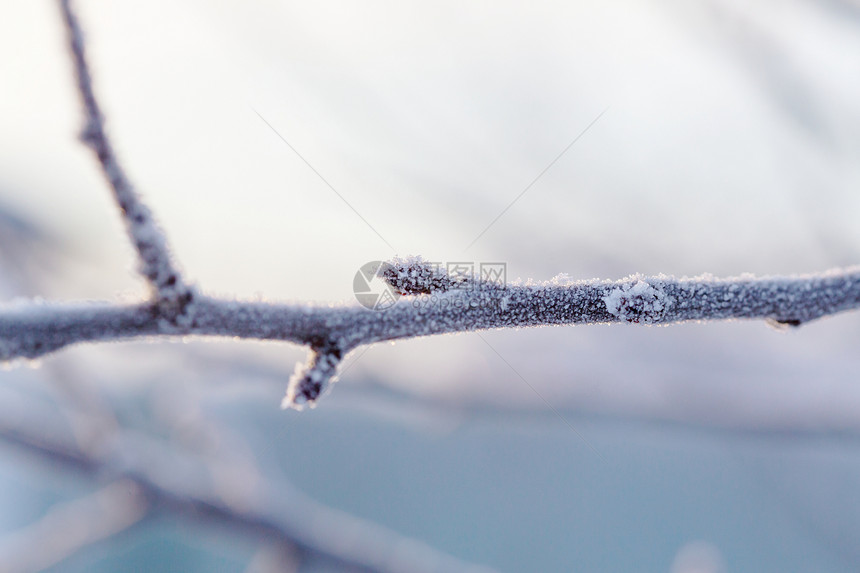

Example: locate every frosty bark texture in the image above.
[382,256,466,294]
[4,262,860,407]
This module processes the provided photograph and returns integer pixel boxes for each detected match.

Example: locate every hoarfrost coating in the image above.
[4,258,860,407]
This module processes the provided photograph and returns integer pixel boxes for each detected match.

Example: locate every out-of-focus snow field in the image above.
[2,1,860,571]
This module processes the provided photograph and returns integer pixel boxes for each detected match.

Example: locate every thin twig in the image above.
[58,0,192,310]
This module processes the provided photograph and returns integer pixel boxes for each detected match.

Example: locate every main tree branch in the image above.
[3,259,860,408]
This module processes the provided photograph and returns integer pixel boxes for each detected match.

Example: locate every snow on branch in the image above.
[58,0,193,311]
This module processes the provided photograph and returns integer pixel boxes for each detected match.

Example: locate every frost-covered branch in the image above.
[34,0,860,409]
[3,260,860,408]
[58,0,192,310]
[7,2,853,571]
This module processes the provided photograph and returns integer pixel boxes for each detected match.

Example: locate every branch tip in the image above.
[282,349,343,410]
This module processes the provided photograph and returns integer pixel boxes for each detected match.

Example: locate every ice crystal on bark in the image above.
[603,279,672,324]
[382,256,464,295]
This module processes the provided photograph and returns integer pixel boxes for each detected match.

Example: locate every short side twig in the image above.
[285,347,343,409]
